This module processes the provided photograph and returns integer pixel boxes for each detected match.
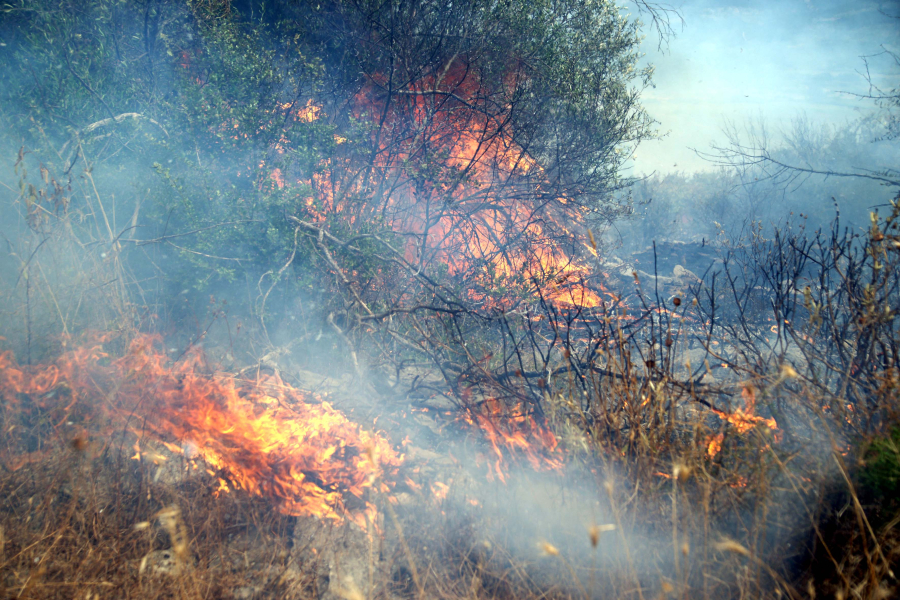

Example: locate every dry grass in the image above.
[0,428,307,599]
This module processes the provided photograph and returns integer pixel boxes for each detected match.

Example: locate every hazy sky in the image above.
[632,0,900,175]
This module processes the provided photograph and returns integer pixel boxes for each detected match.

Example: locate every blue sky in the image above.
[631,0,900,174]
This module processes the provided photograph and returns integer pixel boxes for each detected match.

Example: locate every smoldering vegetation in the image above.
[0,1,899,599]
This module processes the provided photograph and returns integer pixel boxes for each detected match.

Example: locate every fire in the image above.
[265,59,603,309]
[463,397,563,482]
[706,433,724,457]
[713,386,778,435]
[0,334,402,528]
[706,385,778,458]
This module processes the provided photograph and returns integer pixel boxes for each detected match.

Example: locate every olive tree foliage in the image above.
[1,0,331,272]
[305,0,656,209]
[265,0,657,309]
[243,0,661,375]
[1,0,659,365]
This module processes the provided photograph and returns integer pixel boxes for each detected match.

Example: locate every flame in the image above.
[0,335,402,528]
[431,481,450,503]
[706,433,724,457]
[266,60,603,309]
[730,476,749,489]
[713,386,778,434]
[463,397,563,481]
[706,386,778,458]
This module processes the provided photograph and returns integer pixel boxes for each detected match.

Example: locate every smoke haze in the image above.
[634,0,900,174]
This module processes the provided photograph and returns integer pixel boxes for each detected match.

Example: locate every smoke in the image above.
[634,0,899,175]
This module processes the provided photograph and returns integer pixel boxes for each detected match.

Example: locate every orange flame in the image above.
[706,433,724,458]
[0,335,402,528]
[706,386,778,458]
[268,60,603,309]
[463,397,563,482]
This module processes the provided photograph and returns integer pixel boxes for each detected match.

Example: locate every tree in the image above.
[1,0,660,380]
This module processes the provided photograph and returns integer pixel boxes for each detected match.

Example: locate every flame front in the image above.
[0,335,402,528]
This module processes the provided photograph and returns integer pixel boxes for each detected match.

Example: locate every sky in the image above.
[631,0,900,175]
